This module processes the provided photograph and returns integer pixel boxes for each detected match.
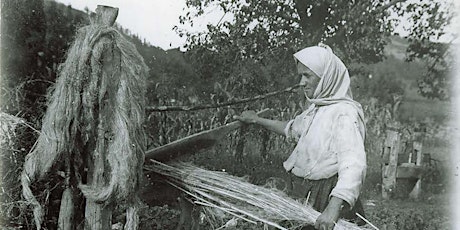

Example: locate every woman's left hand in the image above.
[233,110,259,124]
[314,197,342,230]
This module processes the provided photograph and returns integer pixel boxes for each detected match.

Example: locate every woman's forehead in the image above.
[296,60,305,68]
[296,61,307,70]
[297,62,315,75]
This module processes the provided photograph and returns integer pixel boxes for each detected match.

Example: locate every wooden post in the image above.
[407,148,413,164]
[84,5,119,230]
[89,5,119,26]
[84,120,112,230]
[382,129,400,199]
[414,141,423,166]
[144,109,270,163]
[58,156,74,230]
[58,188,75,230]
[409,141,423,199]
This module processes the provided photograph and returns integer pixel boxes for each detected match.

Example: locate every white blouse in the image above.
[283,102,366,207]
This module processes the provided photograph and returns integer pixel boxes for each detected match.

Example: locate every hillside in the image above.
[378,36,451,123]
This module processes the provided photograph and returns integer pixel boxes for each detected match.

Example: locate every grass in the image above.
[145,160,366,230]
[398,97,451,124]
[363,194,450,230]
[134,195,452,230]
[135,158,452,230]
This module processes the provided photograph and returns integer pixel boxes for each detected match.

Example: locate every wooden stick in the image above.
[84,5,118,230]
[355,213,379,230]
[145,108,271,162]
[91,5,119,26]
[146,85,301,112]
[58,155,74,230]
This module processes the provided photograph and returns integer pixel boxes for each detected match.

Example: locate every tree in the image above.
[399,1,455,100]
[175,0,454,100]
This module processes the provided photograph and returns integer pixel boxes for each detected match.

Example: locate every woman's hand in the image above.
[233,110,260,124]
[233,111,288,135]
[314,197,343,230]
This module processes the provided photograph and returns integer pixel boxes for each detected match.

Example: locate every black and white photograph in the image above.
[1,0,459,229]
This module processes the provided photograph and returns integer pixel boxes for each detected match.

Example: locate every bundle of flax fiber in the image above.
[146,160,370,230]
[0,112,28,147]
[21,6,147,230]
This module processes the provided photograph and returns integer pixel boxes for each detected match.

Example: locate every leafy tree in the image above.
[175,0,454,100]
[400,1,455,100]
[413,42,453,100]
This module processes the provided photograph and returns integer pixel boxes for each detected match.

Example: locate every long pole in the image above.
[84,5,119,230]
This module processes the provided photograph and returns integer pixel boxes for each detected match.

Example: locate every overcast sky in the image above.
[55,0,226,50]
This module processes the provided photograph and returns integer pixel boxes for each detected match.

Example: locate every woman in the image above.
[234,44,366,230]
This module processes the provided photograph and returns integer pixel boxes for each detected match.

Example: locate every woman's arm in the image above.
[316,114,366,230]
[315,196,344,230]
[233,110,288,136]
[329,114,366,207]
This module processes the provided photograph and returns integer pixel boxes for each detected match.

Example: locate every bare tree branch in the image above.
[146,84,301,112]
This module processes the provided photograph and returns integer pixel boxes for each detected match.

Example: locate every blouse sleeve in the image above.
[283,120,296,140]
[329,114,367,208]
[284,111,307,142]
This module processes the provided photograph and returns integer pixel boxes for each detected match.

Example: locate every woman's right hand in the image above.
[233,110,259,124]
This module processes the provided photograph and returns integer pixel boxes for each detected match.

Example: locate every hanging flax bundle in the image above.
[21,20,147,229]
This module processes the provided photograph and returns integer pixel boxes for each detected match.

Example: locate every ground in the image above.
[363,194,450,230]
[137,192,451,230]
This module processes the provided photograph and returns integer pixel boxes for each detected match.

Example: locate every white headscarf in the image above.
[293,44,365,137]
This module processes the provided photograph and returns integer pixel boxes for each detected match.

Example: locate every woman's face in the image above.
[296,62,320,99]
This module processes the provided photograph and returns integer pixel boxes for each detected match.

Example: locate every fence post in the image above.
[382,129,400,199]
[84,5,119,230]
[409,141,423,199]
[58,156,74,230]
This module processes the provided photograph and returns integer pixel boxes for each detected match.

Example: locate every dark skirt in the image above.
[289,174,366,227]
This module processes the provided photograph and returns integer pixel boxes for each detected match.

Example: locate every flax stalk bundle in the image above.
[0,112,26,147]
[146,160,369,230]
[21,22,147,229]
